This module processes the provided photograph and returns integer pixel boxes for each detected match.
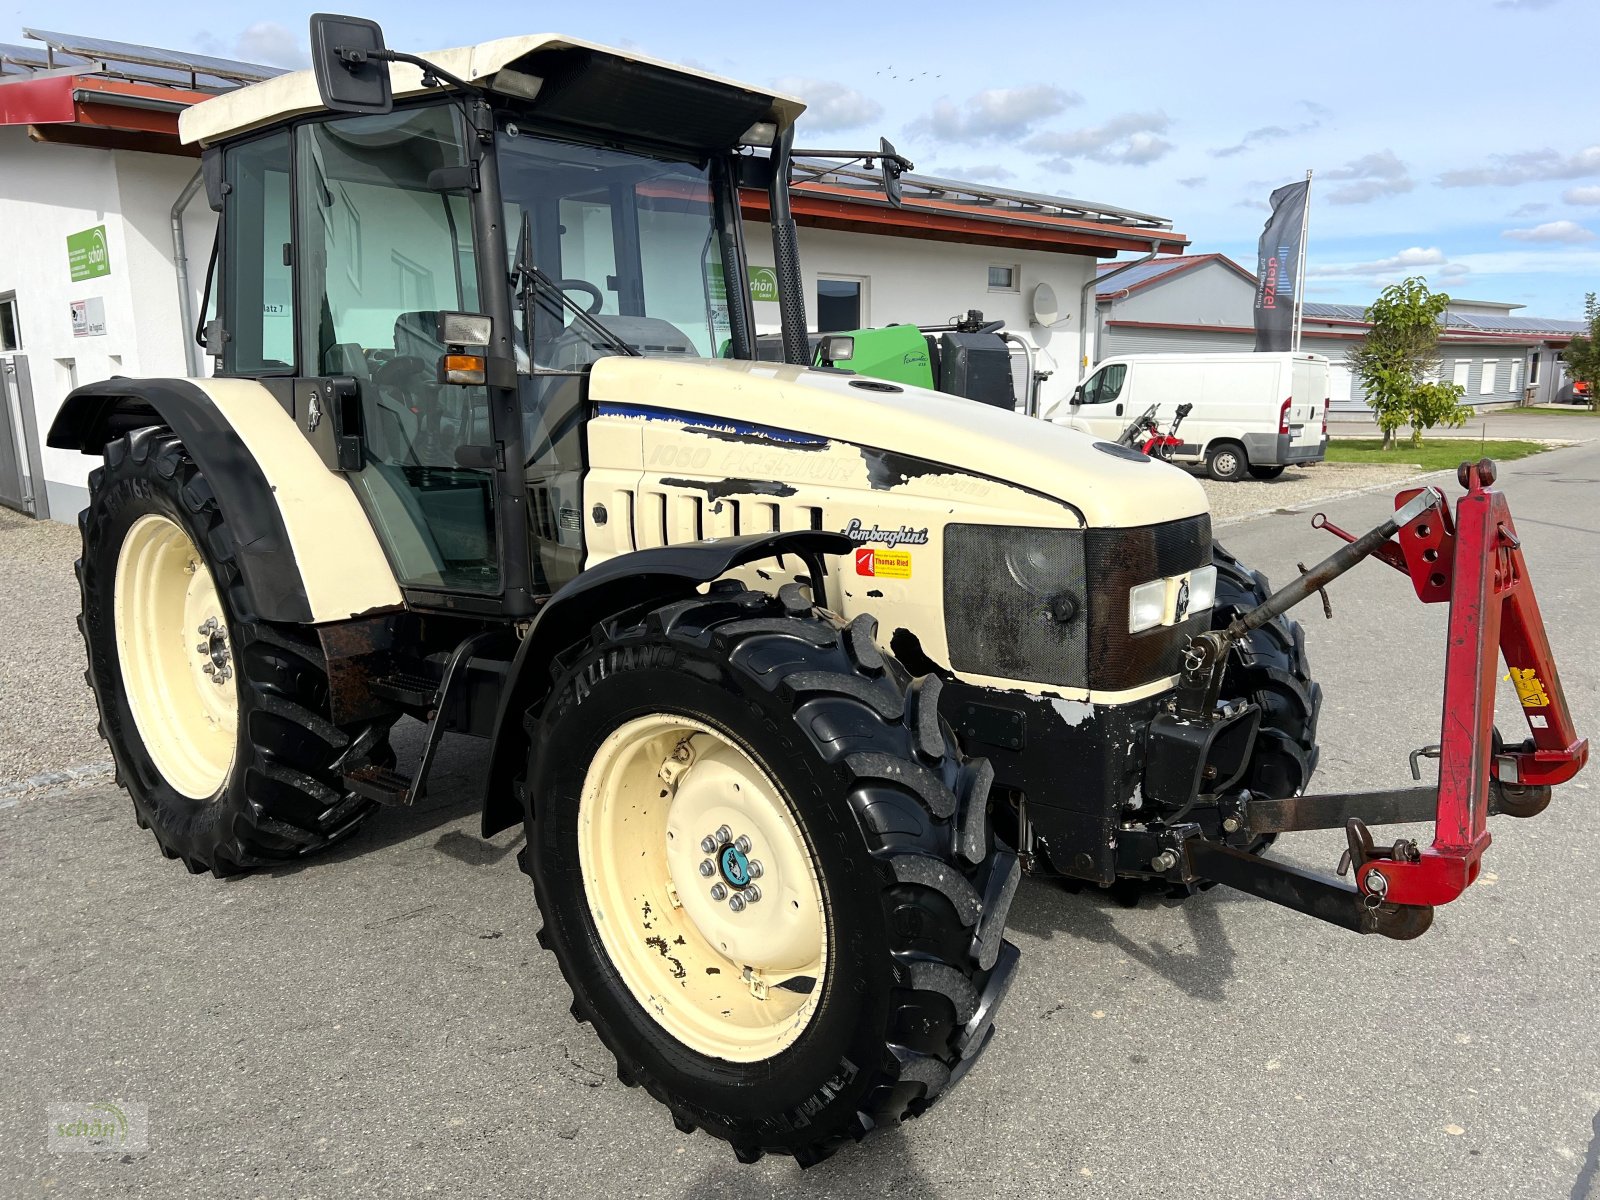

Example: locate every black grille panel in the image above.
[943,515,1211,691]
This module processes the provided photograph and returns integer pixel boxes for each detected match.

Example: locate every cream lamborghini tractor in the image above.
[50,15,1588,1167]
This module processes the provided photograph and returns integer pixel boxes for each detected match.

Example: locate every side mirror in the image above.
[309,14,393,115]
[880,137,904,209]
[1072,385,1084,404]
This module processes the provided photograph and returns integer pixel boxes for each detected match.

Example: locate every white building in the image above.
[1089,254,1587,413]
[0,30,1186,522]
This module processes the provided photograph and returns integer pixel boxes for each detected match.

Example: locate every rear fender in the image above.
[49,377,402,624]
[480,530,851,837]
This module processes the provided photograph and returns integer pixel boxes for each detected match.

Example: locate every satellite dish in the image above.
[1031,282,1059,327]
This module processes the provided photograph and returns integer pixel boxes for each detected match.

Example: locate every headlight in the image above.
[1129,579,1167,633]
[1186,564,1218,614]
[1005,539,1078,597]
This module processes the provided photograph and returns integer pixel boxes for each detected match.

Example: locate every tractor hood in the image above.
[587,356,1208,529]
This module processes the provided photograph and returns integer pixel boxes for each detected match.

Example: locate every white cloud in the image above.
[1439,145,1600,187]
[913,85,1080,143]
[1319,150,1414,205]
[775,77,883,133]
[1027,111,1174,168]
[1564,186,1600,205]
[1510,202,1551,218]
[234,22,308,69]
[1502,220,1596,244]
[1439,263,1472,279]
[1177,176,1207,189]
[1307,246,1447,278]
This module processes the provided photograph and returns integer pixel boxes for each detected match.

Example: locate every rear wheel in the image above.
[522,585,1020,1166]
[1247,464,1287,480]
[76,427,394,875]
[1206,441,1247,482]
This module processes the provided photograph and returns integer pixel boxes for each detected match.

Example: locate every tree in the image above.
[1560,292,1600,414]
[1348,277,1471,448]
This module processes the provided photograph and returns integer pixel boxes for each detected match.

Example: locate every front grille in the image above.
[943,514,1211,691]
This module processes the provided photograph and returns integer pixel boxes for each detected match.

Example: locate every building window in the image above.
[0,294,19,352]
[1480,360,1499,395]
[988,265,1019,292]
[1529,352,1541,386]
[817,277,863,333]
[1452,360,1471,390]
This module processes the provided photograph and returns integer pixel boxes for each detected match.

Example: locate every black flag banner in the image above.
[1253,179,1310,352]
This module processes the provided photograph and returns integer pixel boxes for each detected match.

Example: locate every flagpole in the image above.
[1292,168,1313,352]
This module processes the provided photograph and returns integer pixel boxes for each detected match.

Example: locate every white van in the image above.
[1048,352,1330,481]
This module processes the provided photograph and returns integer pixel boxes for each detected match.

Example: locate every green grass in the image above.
[1325,438,1549,470]
[1490,404,1600,416]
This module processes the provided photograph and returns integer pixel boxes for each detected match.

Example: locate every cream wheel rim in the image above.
[577,714,828,1062]
[113,513,239,800]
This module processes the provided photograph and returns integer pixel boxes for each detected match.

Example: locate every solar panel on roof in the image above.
[22,27,284,85]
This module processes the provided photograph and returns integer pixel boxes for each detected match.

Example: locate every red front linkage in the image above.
[1319,460,1589,908]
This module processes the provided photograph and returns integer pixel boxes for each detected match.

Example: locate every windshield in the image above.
[496,130,735,369]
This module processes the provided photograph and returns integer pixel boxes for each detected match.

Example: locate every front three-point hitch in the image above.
[1164,458,1588,939]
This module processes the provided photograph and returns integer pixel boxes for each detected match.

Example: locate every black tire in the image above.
[1212,543,1322,801]
[521,584,1020,1167]
[1206,441,1248,482]
[1247,465,1287,481]
[76,427,394,876]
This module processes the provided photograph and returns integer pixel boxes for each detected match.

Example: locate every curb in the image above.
[1214,467,1454,529]
[0,761,117,808]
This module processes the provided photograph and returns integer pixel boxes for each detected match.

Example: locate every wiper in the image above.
[511,211,639,361]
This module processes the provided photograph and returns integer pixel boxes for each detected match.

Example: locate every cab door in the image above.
[1062,362,1130,438]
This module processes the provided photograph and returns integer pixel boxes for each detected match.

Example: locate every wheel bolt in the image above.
[709,883,727,902]
[202,663,215,674]
[698,859,715,877]
[715,825,732,844]
[745,885,762,904]
[747,859,763,880]
[734,834,752,854]
[700,835,717,854]
[196,642,208,654]
[728,893,746,913]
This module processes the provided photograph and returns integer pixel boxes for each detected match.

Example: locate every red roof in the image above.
[0,72,201,154]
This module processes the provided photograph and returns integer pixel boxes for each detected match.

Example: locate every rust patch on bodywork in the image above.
[317,614,400,724]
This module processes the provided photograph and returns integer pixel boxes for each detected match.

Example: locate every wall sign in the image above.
[71,297,107,338]
[67,226,112,282]
[708,264,782,304]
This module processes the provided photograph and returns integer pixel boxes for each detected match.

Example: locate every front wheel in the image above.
[521,586,1019,1166]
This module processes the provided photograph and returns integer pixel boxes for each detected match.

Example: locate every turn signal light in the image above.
[441,353,487,385]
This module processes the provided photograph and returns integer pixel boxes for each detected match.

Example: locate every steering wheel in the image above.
[558,279,604,316]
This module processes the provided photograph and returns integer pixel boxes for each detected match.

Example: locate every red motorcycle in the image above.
[1116,402,1192,462]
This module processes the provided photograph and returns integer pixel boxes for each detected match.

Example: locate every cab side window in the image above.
[222,131,295,374]
[1081,363,1126,404]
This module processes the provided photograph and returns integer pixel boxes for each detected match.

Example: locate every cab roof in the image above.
[178,32,806,149]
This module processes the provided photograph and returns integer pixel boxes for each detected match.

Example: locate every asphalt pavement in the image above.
[3,442,1598,1199]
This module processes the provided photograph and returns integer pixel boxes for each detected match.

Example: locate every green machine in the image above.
[814,310,1042,411]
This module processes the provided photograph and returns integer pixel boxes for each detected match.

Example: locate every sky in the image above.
[13,0,1599,317]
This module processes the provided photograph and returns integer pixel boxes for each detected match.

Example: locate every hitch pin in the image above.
[1409,744,1441,780]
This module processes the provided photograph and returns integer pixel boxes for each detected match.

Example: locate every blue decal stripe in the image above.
[595,402,828,448]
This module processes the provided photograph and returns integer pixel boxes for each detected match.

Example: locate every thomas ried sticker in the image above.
[854,548,912,579]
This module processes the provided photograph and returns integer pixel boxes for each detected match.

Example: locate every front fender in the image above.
[480,529,851,837]
[50,377,402,624]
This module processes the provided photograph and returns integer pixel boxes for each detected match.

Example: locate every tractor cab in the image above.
[184,25,804,613]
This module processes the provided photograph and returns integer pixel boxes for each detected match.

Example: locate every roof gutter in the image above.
[1080,240,1163,377]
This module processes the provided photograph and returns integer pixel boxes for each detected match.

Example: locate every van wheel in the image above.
[1206,442,1247,482]
[521,585,1019,1166]
[1248,465,1287,480]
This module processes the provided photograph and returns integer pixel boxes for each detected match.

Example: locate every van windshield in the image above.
[497,132,735,369]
